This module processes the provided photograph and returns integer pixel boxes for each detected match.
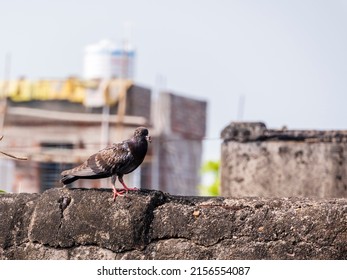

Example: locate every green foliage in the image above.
[198,160,220,196]
[0,189,6,194]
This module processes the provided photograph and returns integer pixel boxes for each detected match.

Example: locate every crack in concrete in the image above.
[57,195,72,229]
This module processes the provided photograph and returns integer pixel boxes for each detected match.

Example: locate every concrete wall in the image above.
[1,188,346,260]
[221,122,347,198]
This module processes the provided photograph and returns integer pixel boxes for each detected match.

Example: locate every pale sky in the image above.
[1,0,347,160]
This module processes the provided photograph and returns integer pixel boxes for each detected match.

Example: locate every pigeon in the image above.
[60,127,151,200]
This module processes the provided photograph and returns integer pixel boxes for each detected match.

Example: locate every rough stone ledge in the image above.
[0,188,346,260]
[221,122,347,143]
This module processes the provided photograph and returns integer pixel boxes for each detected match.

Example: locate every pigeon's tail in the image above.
[60,163,108,185]
[60,168,81,185]
[61,174,78,185]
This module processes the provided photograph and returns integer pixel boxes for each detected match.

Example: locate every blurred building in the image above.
[153,92,207,195]
[0,78,207,195]
[0,78,151,193]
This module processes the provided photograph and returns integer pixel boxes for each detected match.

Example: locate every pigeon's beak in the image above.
[146,135,152,143]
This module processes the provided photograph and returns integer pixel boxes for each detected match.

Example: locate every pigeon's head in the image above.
[134,127,151,143]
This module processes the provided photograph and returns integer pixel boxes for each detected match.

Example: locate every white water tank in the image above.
[83,39,135,79]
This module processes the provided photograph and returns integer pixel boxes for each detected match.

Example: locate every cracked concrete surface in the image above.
[0,188,346,259]
[221,122,347,198]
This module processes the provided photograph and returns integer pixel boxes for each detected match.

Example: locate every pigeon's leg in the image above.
[111,175,125,201]
[118,175,138,193]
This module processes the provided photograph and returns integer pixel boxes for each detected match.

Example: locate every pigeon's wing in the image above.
[61,161,93,177]
[61,142,134,180]
[60,159,95,184]
[85,142,134,176]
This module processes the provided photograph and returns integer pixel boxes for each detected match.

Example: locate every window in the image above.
[39,142,73,192]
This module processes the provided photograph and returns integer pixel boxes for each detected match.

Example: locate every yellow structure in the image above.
[0,78,133,105]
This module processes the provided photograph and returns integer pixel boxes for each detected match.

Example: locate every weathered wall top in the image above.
[1,188,346,260]
[220,122,347,198]
[221,122,347,143]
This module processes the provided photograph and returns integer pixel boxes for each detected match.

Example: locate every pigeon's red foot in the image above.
[112,188,126,201]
